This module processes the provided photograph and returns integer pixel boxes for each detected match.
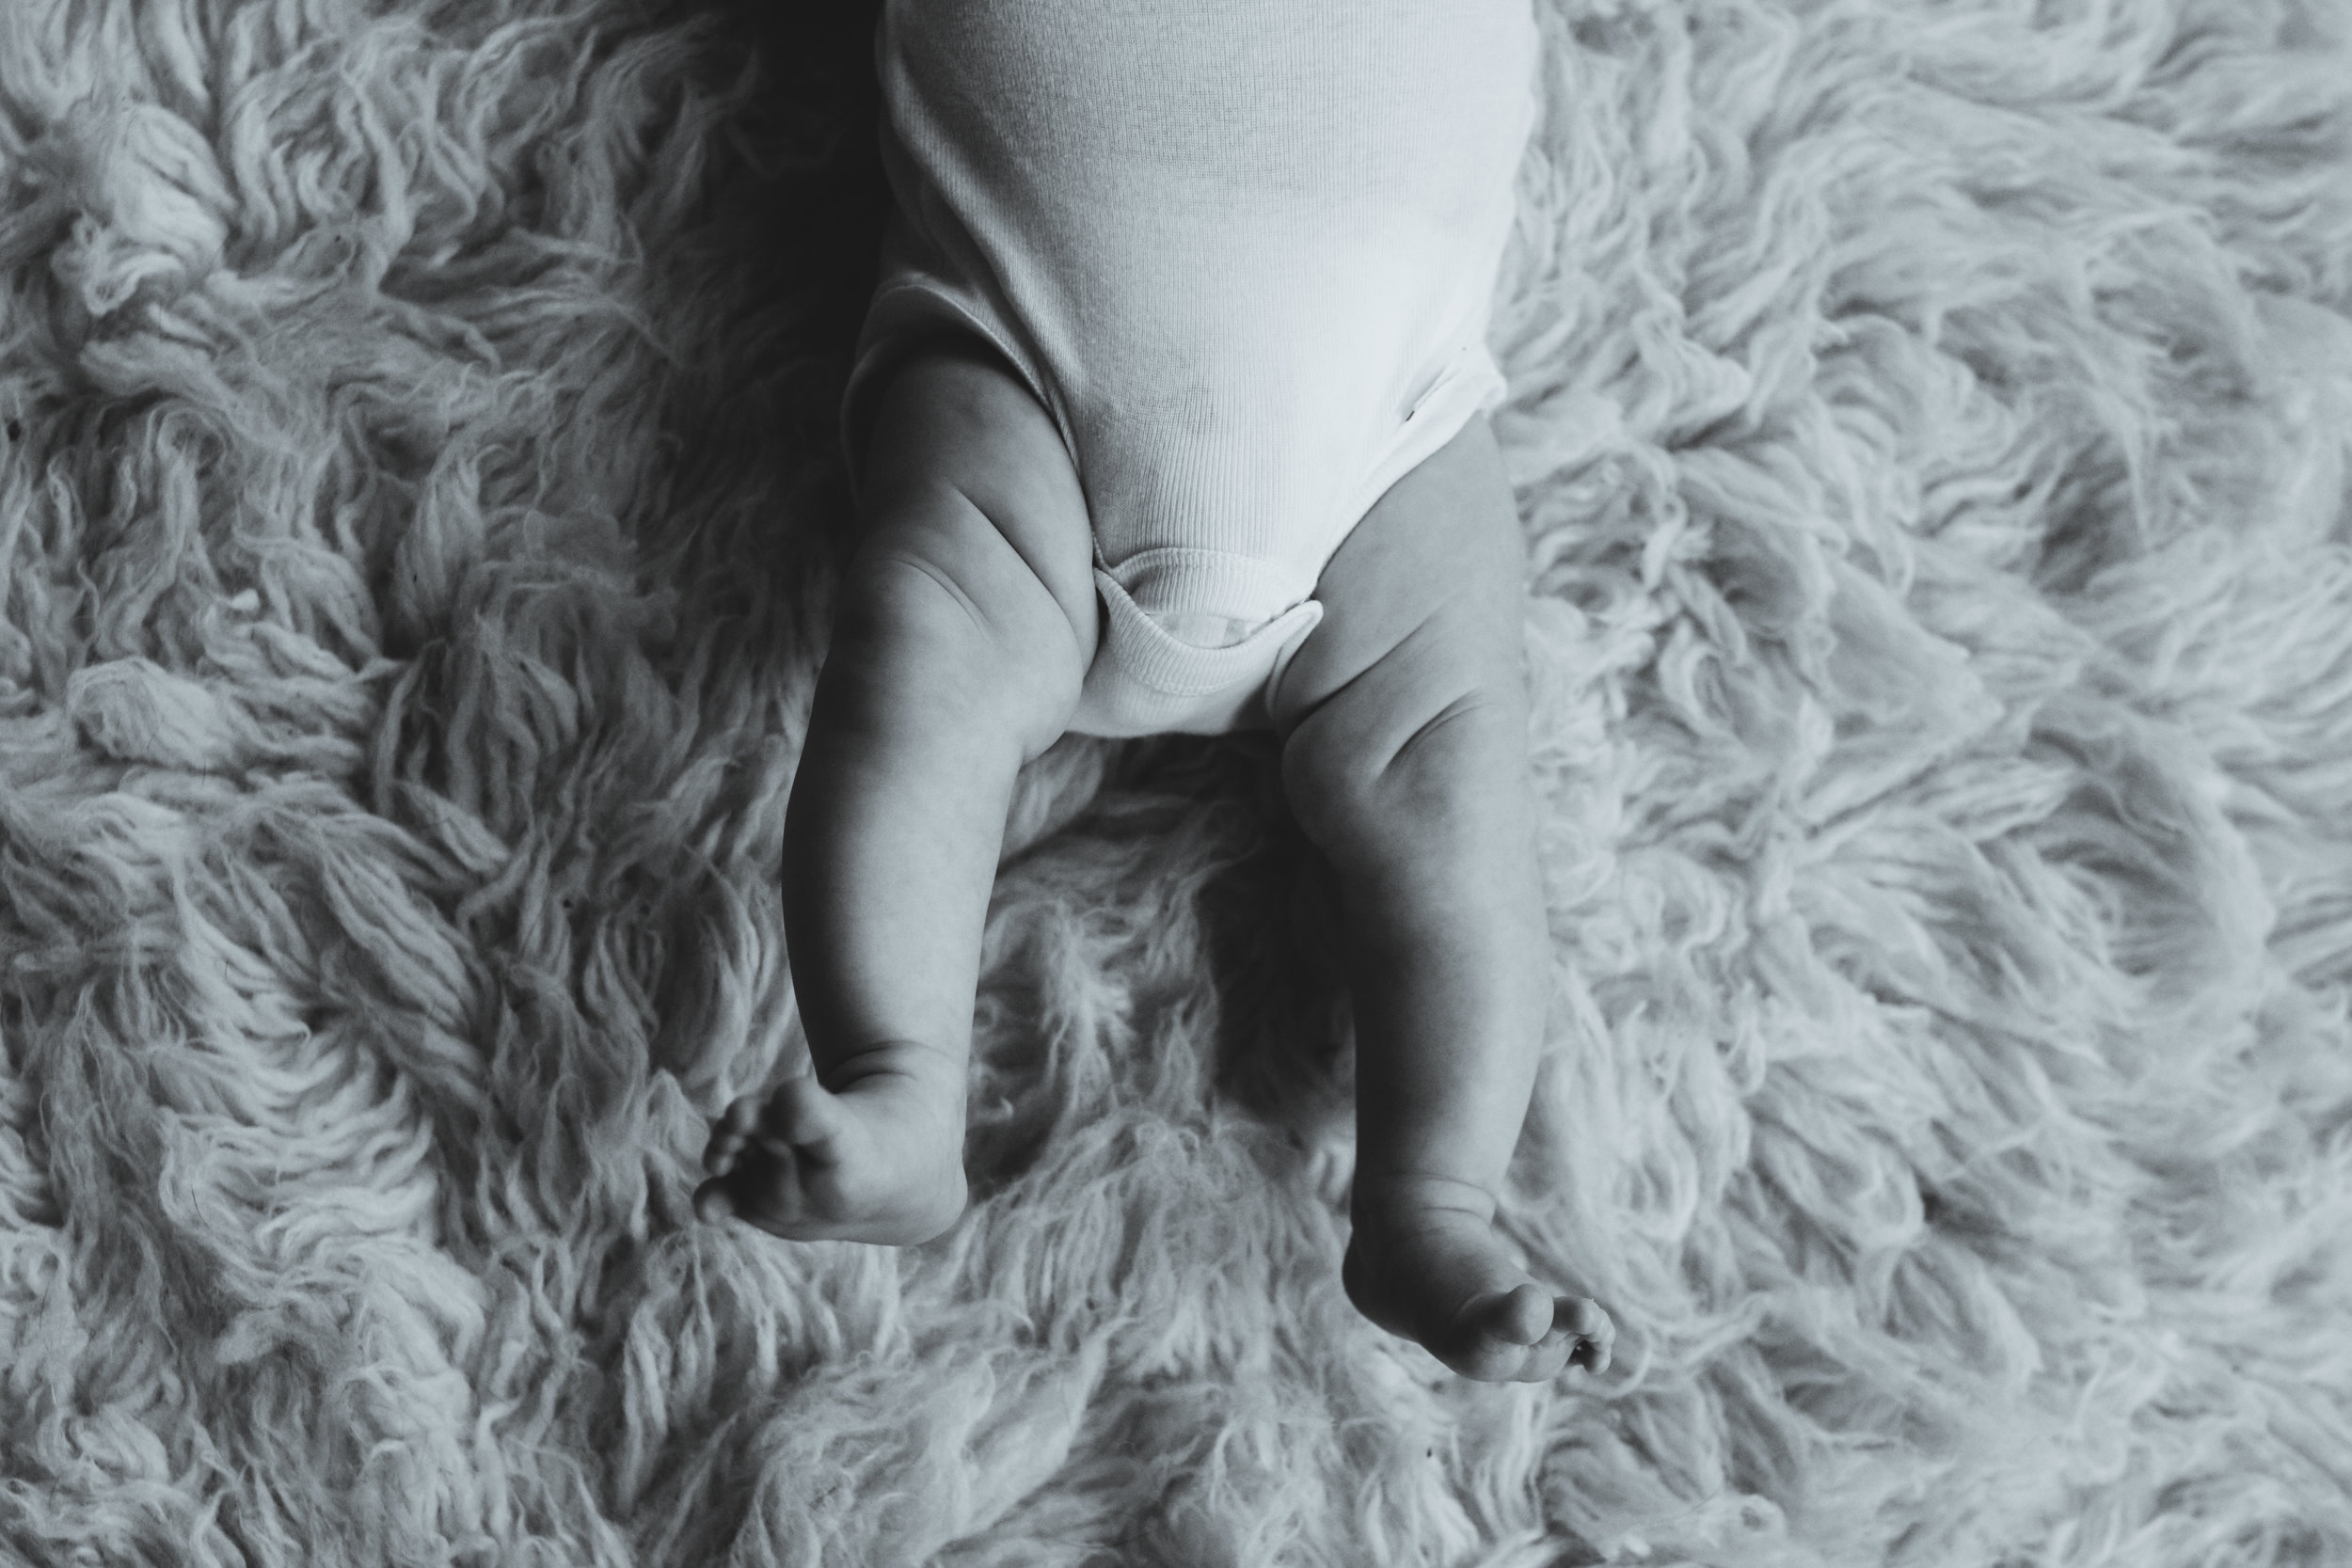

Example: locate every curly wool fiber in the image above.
[3,0,2350,1564]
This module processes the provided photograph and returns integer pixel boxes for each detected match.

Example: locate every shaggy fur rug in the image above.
[4,0,2349,1562]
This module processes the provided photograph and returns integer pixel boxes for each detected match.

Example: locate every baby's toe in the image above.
[702,1124,749,1174]
[1560,1297,1614,1372]
[1442,1287,1561,1380]
[1511,1332,1579,1384]
[703,1095,767,1171]
[1449,1283,1549,1354]
[1488,1296,1612,1384]
[692,1176,738,1224]
[1488,1283,1552,1346]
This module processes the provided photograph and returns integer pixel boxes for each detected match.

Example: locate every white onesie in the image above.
[841,0,1540,736]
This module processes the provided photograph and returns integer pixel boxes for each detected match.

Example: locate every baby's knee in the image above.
[1279,667,1527,877]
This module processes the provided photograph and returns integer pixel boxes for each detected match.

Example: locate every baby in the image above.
[695,0,1615,1384]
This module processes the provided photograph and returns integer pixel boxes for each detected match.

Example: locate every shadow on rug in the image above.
[3,0,2349,1563]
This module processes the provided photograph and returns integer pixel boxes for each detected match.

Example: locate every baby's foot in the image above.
[1343,1172,1615,1383]
[693,1040,969,1245]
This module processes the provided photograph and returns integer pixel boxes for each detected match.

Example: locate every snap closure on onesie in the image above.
[842,0,1540,737]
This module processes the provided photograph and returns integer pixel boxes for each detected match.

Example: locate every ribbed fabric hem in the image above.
[1095,565,1320,698]
[1071,591,1324,737]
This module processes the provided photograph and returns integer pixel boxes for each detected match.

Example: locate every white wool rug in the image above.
[4,1,2350,1562]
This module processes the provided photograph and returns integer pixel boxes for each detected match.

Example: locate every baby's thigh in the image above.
[1268,414,1530,757]
[854,336,1100,675]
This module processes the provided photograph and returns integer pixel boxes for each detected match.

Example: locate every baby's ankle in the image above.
[818,1037,967,1105]
[1351,1168,1502,1227]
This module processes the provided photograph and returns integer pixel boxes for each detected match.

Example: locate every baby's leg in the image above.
[695,338,1099,1244]
[1270,414,1615,1383]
